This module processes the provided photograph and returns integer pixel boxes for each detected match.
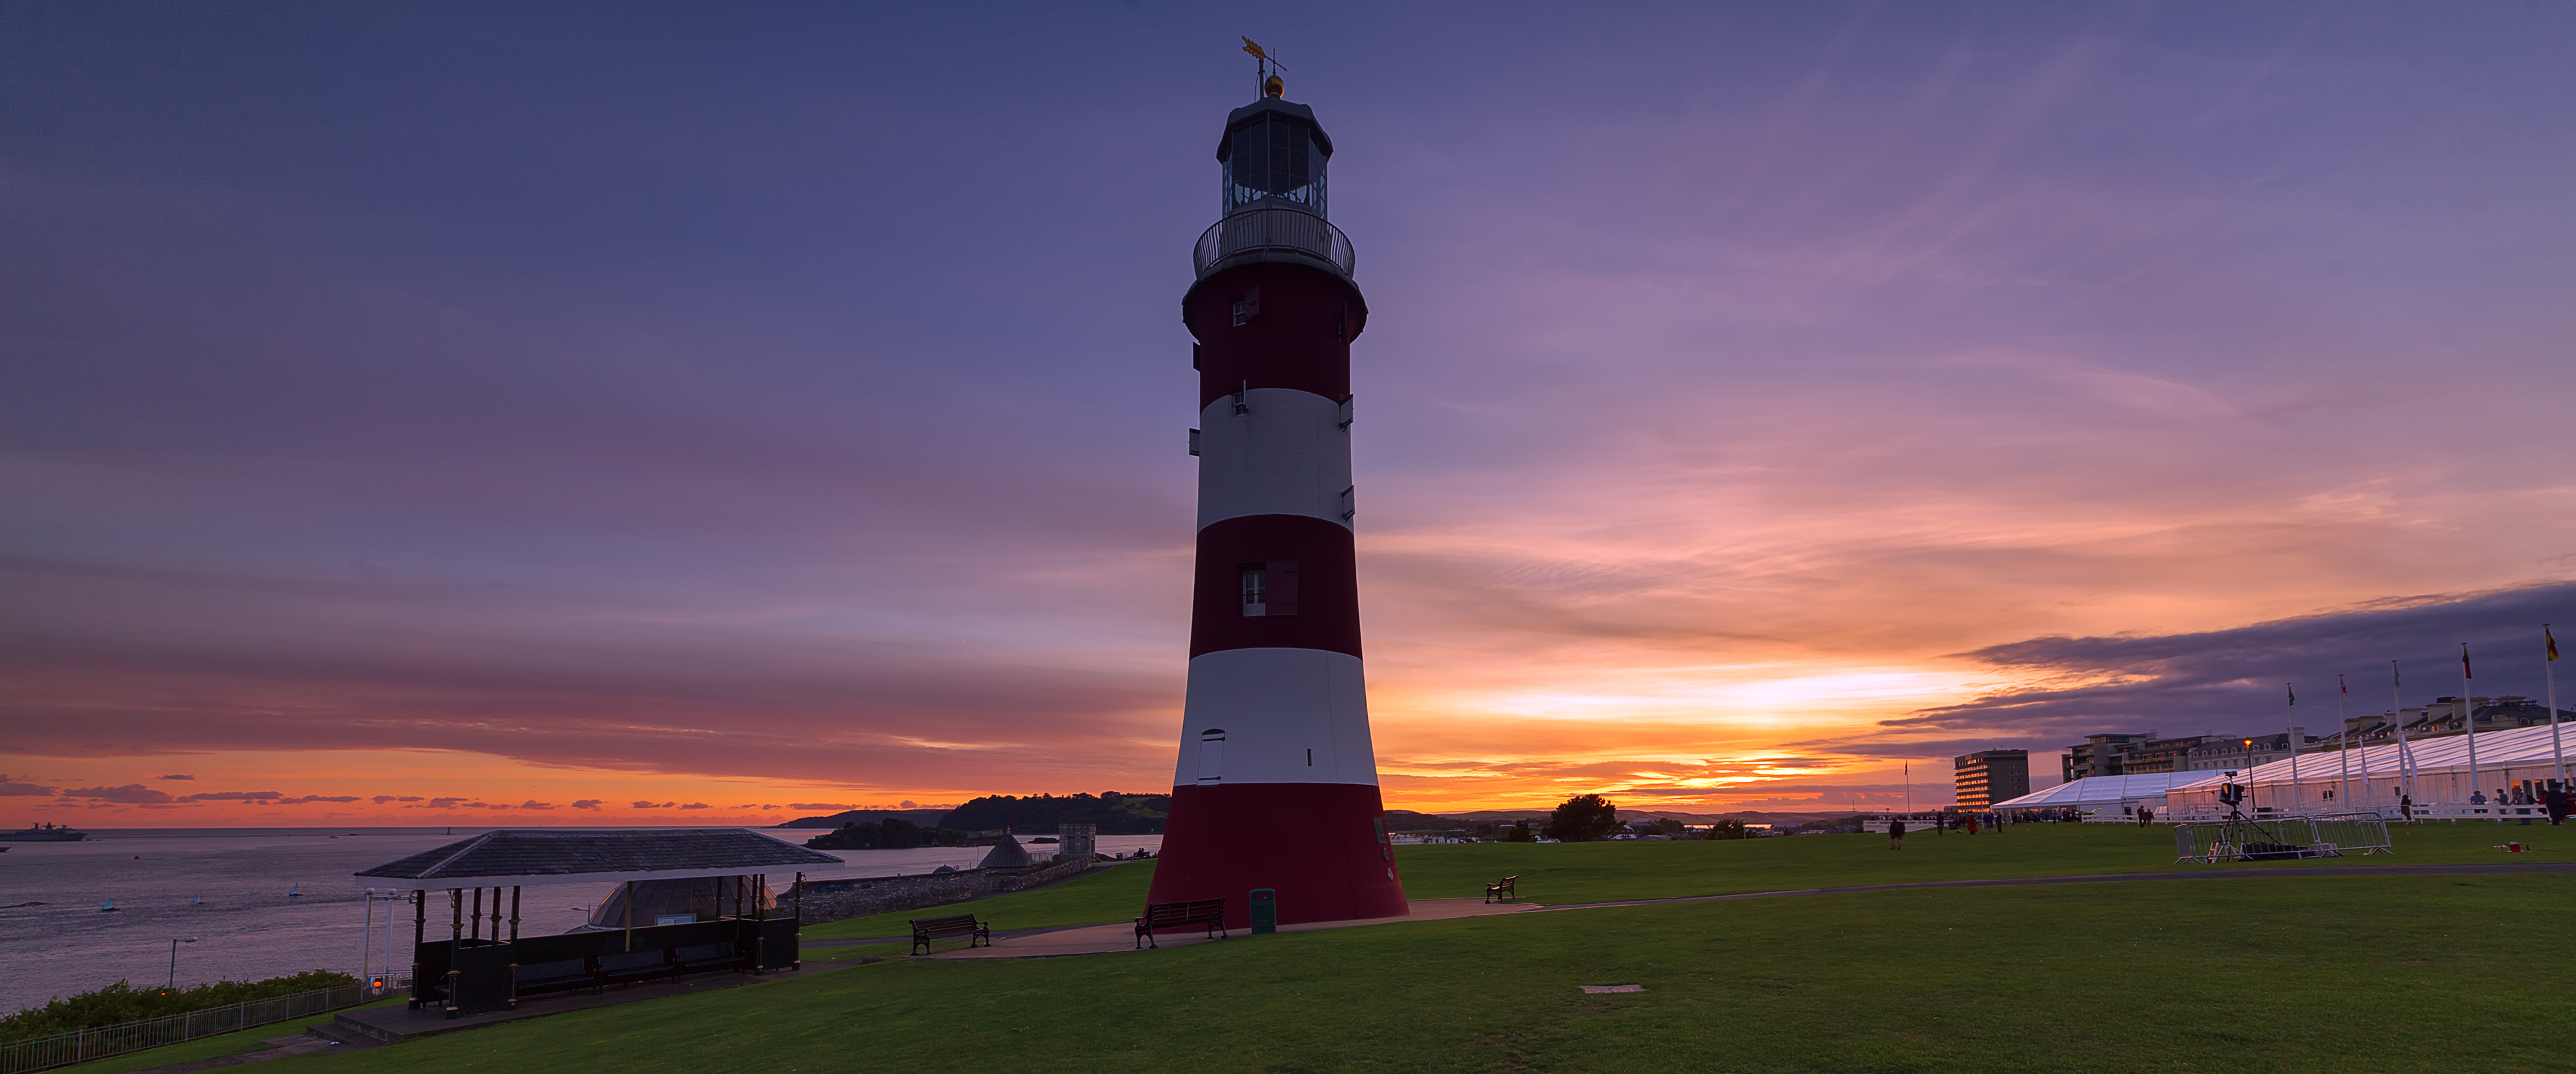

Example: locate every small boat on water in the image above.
[287,884,302,897]
[3,822,86,843]
[99,898,118,913]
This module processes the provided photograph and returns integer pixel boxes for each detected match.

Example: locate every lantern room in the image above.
[1218,96,1333,219]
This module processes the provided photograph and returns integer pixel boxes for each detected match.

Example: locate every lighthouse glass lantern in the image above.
[1221,108,1329,218]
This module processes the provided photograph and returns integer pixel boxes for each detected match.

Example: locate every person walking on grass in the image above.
[1888,818,1906,850]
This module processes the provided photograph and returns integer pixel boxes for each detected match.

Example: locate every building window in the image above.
[1232,287,1261,326]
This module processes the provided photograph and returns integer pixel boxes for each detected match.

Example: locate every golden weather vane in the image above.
[1242,36,1285,97]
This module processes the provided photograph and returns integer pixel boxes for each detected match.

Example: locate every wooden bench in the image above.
[1134,898,1227,948]
[909,914,990,956]
[1484,876,1518,903]
[596,949,671,987]
[511,957,596,996]
[672,941,743,973]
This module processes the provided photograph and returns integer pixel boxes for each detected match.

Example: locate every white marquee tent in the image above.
[2162,720,2573,818]
[1991,772,2211,815]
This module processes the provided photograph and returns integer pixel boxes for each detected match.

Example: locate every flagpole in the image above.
[2286,683,2301,815]
[2463,642,2481,816]
[1903,762,1911,818]
[2336,675,2351,810]
[2546,624,2564,790]
[2392,661,2412,812]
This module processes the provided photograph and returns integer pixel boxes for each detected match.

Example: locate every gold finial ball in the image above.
[1264,74,1284,98]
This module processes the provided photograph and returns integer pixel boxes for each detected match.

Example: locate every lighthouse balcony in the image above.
[1194,205,1354,282]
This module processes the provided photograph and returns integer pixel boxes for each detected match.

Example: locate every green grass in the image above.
[800,941,904,963]
[810,824,2570,946]
[42,997,403,1074]
[271,874,2574,1073]
[1392,821,2575,905]
[800,861,1157,940]
[249,823,2570,1073]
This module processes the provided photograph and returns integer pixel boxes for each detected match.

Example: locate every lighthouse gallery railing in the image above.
[1193,206,1354,280]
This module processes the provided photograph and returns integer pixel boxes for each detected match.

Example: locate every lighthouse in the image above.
[1146,74,1407,928]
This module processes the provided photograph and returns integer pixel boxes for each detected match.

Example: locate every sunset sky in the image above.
[6,3,2572,825]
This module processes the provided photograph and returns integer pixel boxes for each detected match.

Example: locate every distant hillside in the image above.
[774,809,951,830]
[937,792,1169,835]
[1380,809,1469,832]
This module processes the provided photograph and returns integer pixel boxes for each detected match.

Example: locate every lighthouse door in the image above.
[1197,729,1226,783]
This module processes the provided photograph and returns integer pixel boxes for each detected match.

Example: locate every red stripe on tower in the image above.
[1150,81,1405,928]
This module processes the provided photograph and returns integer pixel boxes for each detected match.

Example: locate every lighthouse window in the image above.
[1197,729,1225,783]
[1240,561,1300,616]
[1240,566,1266,616]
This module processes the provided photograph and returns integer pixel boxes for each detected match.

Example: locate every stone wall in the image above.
[791,857,1106,927]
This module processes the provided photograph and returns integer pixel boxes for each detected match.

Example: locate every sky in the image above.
[4,2,2572,825]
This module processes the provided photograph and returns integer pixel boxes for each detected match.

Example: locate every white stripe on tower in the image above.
[1173,648,1376,786]
[1196,388,1353,530]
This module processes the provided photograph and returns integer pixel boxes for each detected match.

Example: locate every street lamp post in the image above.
[166,937,196,991]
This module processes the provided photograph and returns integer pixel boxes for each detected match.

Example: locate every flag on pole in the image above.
[2549,625,2559,662]
[2462,642,2474,680]
[2286,683,2296,705]
[2340,674,2347,694]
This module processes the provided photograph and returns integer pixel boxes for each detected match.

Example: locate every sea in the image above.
[0,827,1161,1015]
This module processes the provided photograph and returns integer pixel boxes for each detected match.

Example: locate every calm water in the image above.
[0,827,1160,1014]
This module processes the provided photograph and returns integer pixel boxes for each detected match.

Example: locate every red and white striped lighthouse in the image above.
[1146,79,1406,928]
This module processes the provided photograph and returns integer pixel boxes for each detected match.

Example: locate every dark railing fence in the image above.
[0,983,373,1074]
[1195,206,1354,280]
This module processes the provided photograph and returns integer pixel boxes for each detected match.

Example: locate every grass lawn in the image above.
[269,872,2574,1073]
[804,822,2569,945]
[1391,820,2575,905]
[799,814,2555,943]
[800,861,1157,940]
[41,997,404,1074]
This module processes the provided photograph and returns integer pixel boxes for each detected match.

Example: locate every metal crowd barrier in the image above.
[2174,813,2393,864]
[0,983,371,1074]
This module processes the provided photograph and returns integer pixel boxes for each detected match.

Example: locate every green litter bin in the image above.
[1249,888,1277,934]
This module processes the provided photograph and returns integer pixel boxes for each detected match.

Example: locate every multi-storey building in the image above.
[2184,730,2322,772]
[2061,732,2154,782]
[2121,734,2217,774]
[1955,750,2031,809]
